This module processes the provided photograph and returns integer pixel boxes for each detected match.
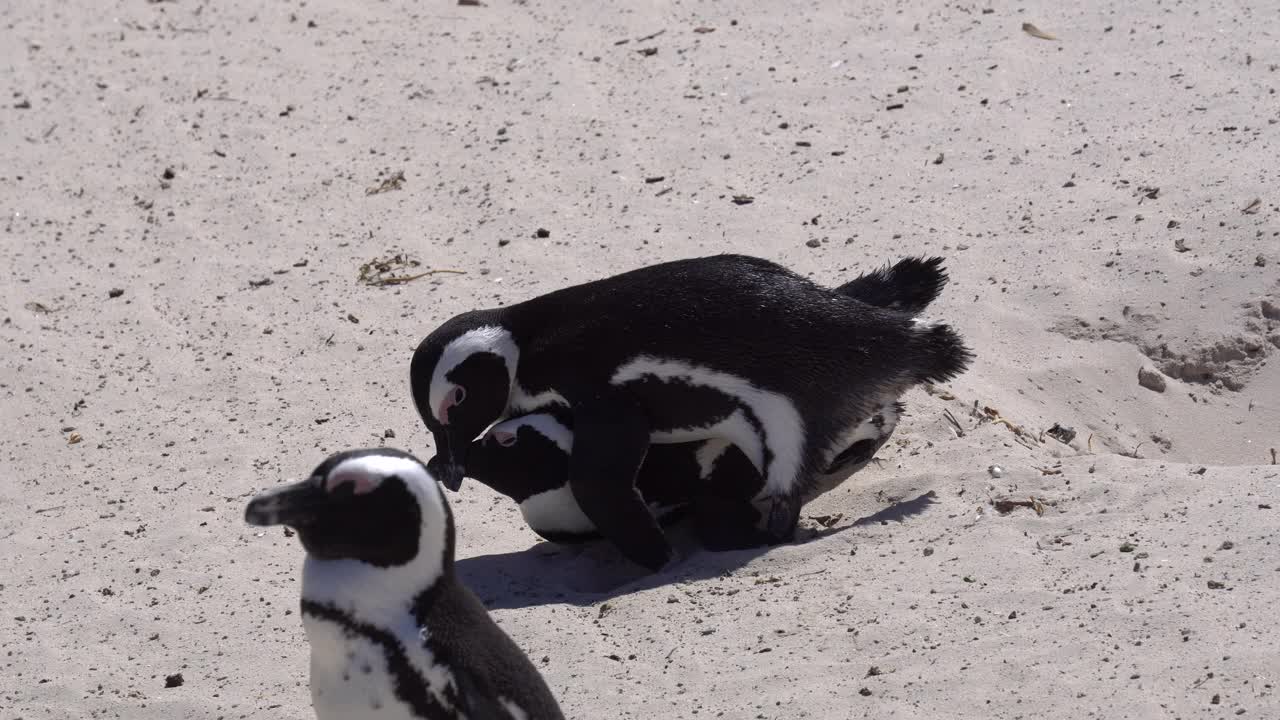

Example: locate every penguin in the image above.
[461,257,950,551]
[244,448,565,720]
[464,409,768,551]
[410,254,972,571]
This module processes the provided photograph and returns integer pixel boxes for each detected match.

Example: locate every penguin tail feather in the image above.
[909,320,973,385]
[836,256,949,316]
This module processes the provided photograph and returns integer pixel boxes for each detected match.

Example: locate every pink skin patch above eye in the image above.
[436,386,463,426]
[493,430,516,447]
[325,469,379,495]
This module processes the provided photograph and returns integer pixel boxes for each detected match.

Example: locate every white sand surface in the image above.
[2,1,1277,717]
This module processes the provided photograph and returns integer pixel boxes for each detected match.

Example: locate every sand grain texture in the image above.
[2,1,1278,718]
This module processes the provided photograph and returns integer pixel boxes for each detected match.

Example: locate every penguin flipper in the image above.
[567,395,673,572]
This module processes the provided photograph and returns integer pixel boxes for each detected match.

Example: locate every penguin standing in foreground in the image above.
[465,409,767,550]
[244,448,564,720]
[411,254,972,572]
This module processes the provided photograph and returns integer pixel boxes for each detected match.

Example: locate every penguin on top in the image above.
[459,257,953,552]
[245,448,564,720]
[410,254,972,572]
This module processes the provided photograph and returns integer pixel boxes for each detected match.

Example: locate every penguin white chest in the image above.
[305,616,420,720]
[518,485,596,535]
[518,485,685,537]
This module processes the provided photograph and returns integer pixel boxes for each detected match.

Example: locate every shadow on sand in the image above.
[457,490,939,610]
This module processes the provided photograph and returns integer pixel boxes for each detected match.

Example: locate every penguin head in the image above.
[244,448,452,569]
[411,313,518,493]
[466,413,575,502]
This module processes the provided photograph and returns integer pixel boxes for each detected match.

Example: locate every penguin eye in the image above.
[493,430,517,447]
[450,386,466,406]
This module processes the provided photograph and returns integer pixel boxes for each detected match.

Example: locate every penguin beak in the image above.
[245,477,327,527]
[428,430,467,492]
[428,454,466,492]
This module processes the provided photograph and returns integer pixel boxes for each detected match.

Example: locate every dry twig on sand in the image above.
[358,253,466,287]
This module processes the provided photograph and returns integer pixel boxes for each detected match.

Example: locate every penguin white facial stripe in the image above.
[302,458,448,619]
[327,454,432,494]
[612,356,805,496]
[428,326,519,424]
[488,413,574,454]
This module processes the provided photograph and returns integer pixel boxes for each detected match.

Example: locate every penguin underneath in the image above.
[244,448,564,720]
[465,408,768,551]
[411,254,972,571]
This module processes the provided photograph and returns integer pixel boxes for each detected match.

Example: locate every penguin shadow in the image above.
[457,491,937,610]
[850,489,938,527]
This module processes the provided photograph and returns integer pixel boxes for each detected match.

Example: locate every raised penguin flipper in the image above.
[836,256,949,315]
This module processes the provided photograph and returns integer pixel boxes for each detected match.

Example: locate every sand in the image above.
[2,0,1278,717]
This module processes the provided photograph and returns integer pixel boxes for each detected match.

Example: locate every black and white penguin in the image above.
[410,254,972,571]
[465,409,768,551]
[244,448,564,720]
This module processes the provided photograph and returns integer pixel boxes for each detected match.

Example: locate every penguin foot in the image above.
[766,495,801,543]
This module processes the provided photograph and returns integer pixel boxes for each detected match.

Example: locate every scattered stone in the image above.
[644,176,665,184]
[637,47,658,57]
[384,429,396,439]
[1174,238,1190,252]
[498,238,511,247]
[731,195,754,205]
[1256,255,1267,267]
[805,239,821,248]
[1022,22,1058,40]
[1120,541,1136,553]
[248,278,273,289]
[1045,423,1076,444]
[1138,365,1167,392]
[933,153,944,165]
[923,547,934,557]
[108,288,124,298]
[885,102,905,111]
[1207,580,1225,589]
[987,464,1004,478]
[859,688,872,697]
[365,170,405,195]
[1219,540,1234,550]
[164,673,184,688]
